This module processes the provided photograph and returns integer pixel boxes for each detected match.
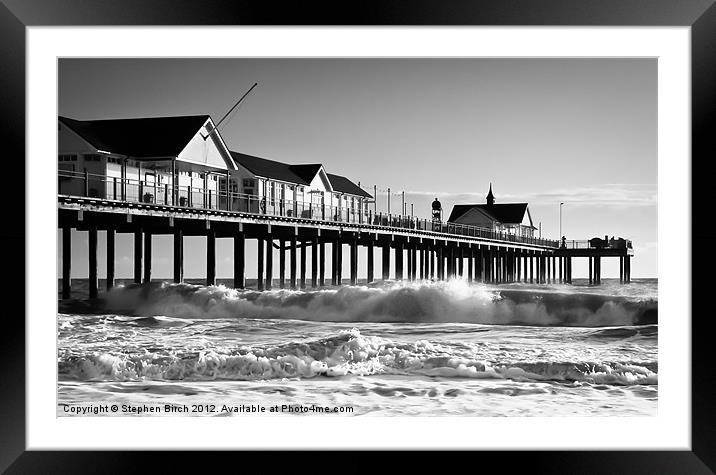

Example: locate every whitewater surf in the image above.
[57,278,657,416]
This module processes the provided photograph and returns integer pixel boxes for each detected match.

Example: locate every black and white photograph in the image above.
[56,57,658,418]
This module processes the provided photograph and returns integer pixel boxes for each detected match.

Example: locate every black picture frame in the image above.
[1,1,714,472]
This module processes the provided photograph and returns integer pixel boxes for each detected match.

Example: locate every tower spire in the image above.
[486,183,495,206]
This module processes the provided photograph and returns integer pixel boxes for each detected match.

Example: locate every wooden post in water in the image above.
[336,238,343,286]
[290,234,298,289]
[406,241,413,281]
[332,239,338,286]
[436,245,443,280]
[467,247,473,283]
[233,230,245,289]
[367,237,374,283]
[143,230,152,284]
[62,226,72,299]
[558,256,563,283]
[88,225,98,298]
[457,247,464,278]
[279,240,286,289]
[256,236,264,290]
[528,252,534,284]
[350,235,358,286]
[106,228,115,291]
[206,230,215,286]
[300,238,307,289]
[266,234,273,290]
[134,229,143,284]
[173,229,183,284]
[311,236,318,288]
[589,256,593,285]
[382,241,390,281]
[319,239,326,287]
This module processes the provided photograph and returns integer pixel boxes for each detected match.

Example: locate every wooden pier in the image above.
[58,195,633,299]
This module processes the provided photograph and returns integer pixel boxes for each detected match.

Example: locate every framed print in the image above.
[2,0,715,472]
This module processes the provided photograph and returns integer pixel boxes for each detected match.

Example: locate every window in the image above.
[243,179,255,188]
[84,154,101,162]
[58,154,77,162]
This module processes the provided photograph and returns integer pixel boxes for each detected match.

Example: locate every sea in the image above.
[57,278,657,416]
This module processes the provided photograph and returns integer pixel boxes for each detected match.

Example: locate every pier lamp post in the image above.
[559,202,564,237]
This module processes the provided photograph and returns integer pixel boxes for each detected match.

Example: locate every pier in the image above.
[57,172,633,299]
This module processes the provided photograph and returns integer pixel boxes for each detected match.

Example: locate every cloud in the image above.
[404,184,657,208]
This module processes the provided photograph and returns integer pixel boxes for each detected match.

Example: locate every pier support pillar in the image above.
[467,247,473,283]
[233,231,245,289]
[528,255,535,284]
[266,234,273,290]
[436,246,443,280]
[88,225,98,299]
[619,256,624,284]
[299,238,306,289]
[133,230,143,284]
[626,256,631,283]
[382,242,390,281]
[429,247,435,280]
[143,230,152,284]
[350,236,358,286]
[367,238,374,283]
[405,242,415,281]
[595,256,601,285]
[173,229,183,284]
[319,240,326,287]
[206,231,215,286]
[279,240,286,289]
[257,237,265,291]
[331,239,338,286]
[312,236,318,288]
[412,246,417,281]
[589,257,593,285]
[62,226,72,299]
[335,239,343,285]
[290,235,298,289]
[558,257,563,283]
[457,247,464,278]
[395,241,404,280]
[106,228,115,291]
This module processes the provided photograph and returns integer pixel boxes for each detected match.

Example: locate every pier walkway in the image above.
[57,171,632,298]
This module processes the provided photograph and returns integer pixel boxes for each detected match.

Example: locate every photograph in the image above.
[56,57,657,417]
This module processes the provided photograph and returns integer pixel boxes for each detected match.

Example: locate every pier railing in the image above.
[58,170,560,248]
[560,239,633,250]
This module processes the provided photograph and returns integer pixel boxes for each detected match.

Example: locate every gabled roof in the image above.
[290,164,324,184]
[448,203,529,224]
[59,115,211,159]
[230,151,321,185]
[327,173,373,199]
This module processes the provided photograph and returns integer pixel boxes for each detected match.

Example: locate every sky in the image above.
[57,58,657,279]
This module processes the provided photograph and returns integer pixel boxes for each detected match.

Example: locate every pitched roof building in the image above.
[58,114,373,222]
[448,184,536,237]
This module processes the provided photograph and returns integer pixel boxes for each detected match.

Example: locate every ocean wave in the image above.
[58,328,657,385]
[94,280,656,327]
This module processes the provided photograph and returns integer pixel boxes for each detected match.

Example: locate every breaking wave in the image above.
[90,280,657,327]
[58,328,657,385]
